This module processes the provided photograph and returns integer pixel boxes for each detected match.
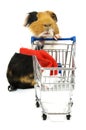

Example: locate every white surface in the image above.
[0,0,86,129]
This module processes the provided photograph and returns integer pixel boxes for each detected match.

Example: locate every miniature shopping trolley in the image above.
[31,36,76,120]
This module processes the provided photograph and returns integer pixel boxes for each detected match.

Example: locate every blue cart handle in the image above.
[31,36,76,43]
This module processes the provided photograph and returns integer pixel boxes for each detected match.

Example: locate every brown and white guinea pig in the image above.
[24,11,60,49]
[24,11,60,38]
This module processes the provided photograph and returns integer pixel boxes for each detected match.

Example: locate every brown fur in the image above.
[19,74,36,86]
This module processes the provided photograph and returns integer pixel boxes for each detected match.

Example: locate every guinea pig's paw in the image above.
[54,34,61,40]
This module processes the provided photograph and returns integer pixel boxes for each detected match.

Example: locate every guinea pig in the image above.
[24,11,60,38]
[24,11,60,49]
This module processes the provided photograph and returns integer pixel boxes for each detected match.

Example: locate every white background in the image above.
[0,0,86,129]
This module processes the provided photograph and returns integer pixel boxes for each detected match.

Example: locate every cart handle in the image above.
[31,36,76,43]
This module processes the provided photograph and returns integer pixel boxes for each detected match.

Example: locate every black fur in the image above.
[6,53,34,91]
[25,11,38,26]
[51,13,58,22]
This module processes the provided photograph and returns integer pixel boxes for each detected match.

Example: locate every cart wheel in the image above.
[8,85,17,92]
[36,101,40,108]
[42,114,47,120]
[71,102,73,107]
[66,114,71,120]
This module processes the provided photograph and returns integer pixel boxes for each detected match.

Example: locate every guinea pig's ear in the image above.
[51,12,58,22]
[46,11,58,22]
[24,11,38,26]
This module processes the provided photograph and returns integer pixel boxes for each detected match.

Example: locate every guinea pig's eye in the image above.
[44,24,47,27]
[43,24,51,27]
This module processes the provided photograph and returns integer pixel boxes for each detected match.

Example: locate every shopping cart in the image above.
[31,36,76,120]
